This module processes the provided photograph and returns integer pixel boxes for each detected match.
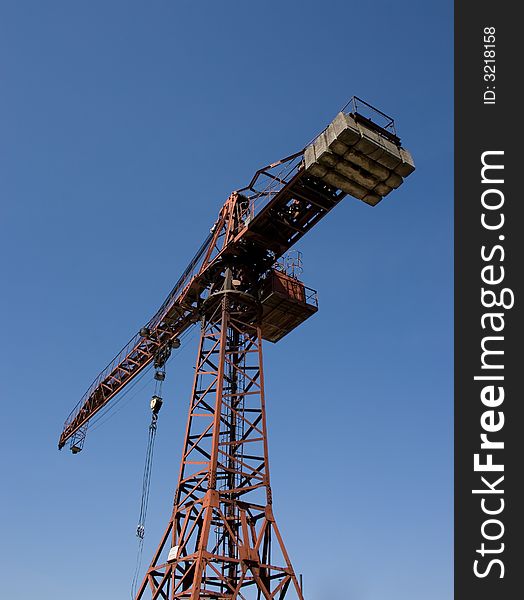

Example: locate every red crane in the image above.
[58,97,415,600]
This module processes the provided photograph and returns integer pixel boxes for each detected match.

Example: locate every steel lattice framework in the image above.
[135,290,303,599]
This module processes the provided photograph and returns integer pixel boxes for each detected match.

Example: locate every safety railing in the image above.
[237,151,305,221]
[304,285,319,308]
[344,95,397,137]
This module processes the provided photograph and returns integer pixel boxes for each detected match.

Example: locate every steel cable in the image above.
[131,411,158,598]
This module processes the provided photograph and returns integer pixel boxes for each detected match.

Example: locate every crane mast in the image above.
[58,98,415,599]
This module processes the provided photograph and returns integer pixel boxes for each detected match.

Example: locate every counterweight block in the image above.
[304,108,415,206]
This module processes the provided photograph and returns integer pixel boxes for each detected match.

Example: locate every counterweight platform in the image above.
[259,270,318,343]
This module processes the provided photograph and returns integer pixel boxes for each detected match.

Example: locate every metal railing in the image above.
[236,151,305,221]
[343,95,397,137]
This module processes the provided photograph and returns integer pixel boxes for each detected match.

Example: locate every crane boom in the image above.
[59,100,415,451]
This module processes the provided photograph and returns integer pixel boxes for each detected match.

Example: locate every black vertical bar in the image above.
[455,2,522,599]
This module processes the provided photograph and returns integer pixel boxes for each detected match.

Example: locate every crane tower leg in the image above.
[135,291,304,599]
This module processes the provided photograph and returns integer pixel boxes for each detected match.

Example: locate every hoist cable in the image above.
[137,413,158,539]
[129,323,202,597]
[130,535,144,599]
[131,411,158,598]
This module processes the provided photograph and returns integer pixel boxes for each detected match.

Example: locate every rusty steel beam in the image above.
[134,291,303,599]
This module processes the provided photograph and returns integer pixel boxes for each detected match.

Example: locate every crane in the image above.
[58,97,415,600]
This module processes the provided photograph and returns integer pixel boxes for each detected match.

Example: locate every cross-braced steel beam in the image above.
[135,292,303,600]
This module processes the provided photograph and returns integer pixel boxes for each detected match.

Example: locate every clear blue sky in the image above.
[0,2,452,598]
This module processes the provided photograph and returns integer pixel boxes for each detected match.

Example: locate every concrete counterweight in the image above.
[304,111,415,206]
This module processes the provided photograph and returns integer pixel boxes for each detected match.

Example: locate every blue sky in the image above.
[0,1,452,598]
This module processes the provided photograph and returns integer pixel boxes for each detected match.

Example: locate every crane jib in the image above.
[59,153,307,449]
[59,104,415,451]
